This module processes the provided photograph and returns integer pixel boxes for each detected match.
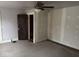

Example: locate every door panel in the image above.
[18,14,28,40]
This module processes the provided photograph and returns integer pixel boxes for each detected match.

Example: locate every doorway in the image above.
[17,14,28,40]
[29,15,33,42]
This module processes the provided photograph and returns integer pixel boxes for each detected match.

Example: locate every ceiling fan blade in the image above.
[35,2,54,10]
[42,6,54,8]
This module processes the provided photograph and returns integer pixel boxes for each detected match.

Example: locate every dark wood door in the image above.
[18,14,28,40]
[30,15,33,42]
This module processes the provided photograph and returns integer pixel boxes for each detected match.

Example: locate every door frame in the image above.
[27,13,35,43]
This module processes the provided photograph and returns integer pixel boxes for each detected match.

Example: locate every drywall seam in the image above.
[47,11,51,39]
[60,8,66,42]
[47,13,49,39]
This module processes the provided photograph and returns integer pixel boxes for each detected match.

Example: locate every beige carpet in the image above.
[0,40,79,57]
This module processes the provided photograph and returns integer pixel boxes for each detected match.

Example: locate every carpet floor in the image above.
[0,40,79,57]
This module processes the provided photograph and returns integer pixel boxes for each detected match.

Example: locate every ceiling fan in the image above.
[35,1,54,10]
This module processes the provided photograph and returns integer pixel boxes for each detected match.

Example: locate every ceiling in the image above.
[44,1,79,8]
[0,1,36,9]
[0,1,79,9]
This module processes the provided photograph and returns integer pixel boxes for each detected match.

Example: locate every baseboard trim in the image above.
[35,38,48,43]
[0,40,11,44]
[0,39,18,44]
[47,39,79,51]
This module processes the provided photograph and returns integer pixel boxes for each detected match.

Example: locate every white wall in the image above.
[48,6,79,50]
[0,8,25,43]
[0,11,2,42]
[63,6,79,49]
[36,10,48,42]
[48,8,64,42]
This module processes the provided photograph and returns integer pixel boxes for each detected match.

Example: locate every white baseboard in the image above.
[49,39,79,50]
[0,38,18,44]
[0,40,11,44]
[35,38,47,43]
